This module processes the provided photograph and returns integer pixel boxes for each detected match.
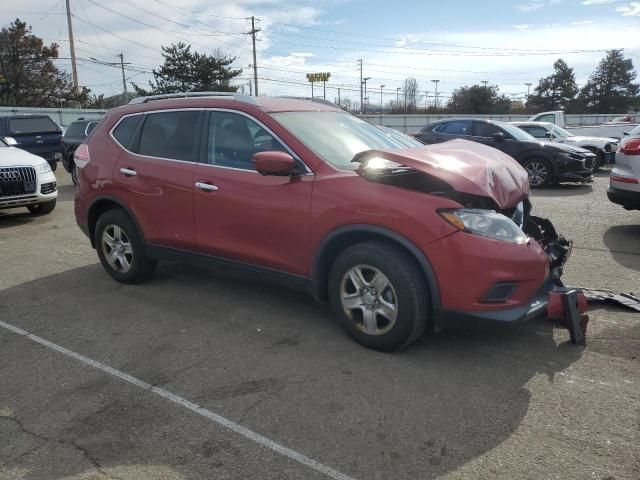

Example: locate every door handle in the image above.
[119,167,137,177]
[195,181,219,192]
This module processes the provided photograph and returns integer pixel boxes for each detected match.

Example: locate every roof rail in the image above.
[280,96,338,107]
[128,91,259,105]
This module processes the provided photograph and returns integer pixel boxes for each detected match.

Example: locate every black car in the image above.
[61,118,101,184]
[0,115,63,171]
[414,118,595,187]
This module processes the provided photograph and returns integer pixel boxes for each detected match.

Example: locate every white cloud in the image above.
[616,2,640,14]
[513,24,531,31]
[515,1,545,12]
[570,20,594,24]
[582,0,616,4]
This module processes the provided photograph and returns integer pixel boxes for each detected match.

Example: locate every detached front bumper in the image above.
[557,170,593,183]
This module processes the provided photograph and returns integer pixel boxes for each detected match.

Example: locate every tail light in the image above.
[610,174,639,184]
[74,144,90,168]
[620,138,640,155]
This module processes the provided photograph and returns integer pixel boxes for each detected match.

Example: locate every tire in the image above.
[95,209,157,284]
[328,241,430,351]
[48,159,58,172]
[592,152,603,173]
[27,199,56,215]
[71,162,78,185]
[522,158,554,188]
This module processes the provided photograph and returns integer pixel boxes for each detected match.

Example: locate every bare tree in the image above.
[402,77,420,113]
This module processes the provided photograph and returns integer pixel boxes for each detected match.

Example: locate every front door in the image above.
[193,110,314,277]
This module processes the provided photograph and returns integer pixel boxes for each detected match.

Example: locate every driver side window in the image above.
[206,112,287,170]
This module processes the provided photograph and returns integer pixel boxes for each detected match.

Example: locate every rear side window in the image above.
[436,121,471,135]
[138,110,201,162]
[536,114,555,123]
[86,122,98,135]
[112,115,142,150]
[473,122,502,138]
[9,117,59,134]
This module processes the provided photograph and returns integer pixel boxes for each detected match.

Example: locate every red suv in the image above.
[75,93,571,350]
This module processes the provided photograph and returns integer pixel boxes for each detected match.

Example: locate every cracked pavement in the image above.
[0,172,639,479]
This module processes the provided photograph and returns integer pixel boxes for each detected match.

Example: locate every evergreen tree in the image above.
[133,42,242,95]
[447,85,511,114]
[527,59,578,112]
[0,19,87,107]
[576,49,639,113]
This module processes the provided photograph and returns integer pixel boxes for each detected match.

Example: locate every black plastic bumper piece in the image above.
[607,186,640,210]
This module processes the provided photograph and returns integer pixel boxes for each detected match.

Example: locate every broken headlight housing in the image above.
[439,209,528,244]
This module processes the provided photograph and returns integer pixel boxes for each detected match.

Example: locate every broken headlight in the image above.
[439,209,528,244]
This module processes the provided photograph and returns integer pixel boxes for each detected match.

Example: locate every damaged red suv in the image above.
[74,93,571,350]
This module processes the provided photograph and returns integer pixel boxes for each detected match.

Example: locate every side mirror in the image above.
[623,131,630,136]
[492,132,506,142]
[3,136,18,146]
[252,151,297,176]
[545,131,553,138]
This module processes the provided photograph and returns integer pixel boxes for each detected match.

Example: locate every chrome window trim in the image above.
[108,108,313,175]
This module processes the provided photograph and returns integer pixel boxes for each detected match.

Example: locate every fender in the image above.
[310,224,441,309]
[86,195,146,248]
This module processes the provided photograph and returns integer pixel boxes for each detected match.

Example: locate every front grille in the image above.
[0,167,37,198]
[41,181,57,195]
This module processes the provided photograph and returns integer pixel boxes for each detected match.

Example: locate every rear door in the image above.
[193,110,314,276]
[7,116,62,156]
[112,109,203,251]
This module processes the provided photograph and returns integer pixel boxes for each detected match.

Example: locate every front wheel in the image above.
[95,209,157,284]
[523,158,554,188]
[328,241,430,351]
[27,199,56,215]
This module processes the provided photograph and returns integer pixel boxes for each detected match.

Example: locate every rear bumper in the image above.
[607,186,640,210]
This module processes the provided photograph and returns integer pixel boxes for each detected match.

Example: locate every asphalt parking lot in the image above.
[1,171,639,480]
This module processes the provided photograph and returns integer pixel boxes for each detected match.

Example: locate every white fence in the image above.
[0,106,629,131]
[0,106,107,127]
[360,113,630,133]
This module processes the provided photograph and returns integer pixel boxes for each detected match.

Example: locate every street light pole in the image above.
[431,79,440,109]
[424,91,429,111]
[380,85,385,113]
[396,87,400,109]
[362,77,371,113]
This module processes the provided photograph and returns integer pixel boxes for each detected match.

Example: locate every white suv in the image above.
[608,125,640,211]
[0,137,58,215]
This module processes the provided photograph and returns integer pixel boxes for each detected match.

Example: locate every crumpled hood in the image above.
[354,139,530,209]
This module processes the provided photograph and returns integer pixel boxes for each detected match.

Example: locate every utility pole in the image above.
[337,87,341,107]
[481,80,488,87]
[248,16,260,96]
[118,53,127,95]
[379,85,385,113]
[396,87,400,106]
[525,82,532,98]
[431,79,440,109]
[358,59,363,114]
[65,0,79,94]
[425,91,429,111]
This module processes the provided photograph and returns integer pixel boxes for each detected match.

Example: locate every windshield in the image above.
[551,125,572,138]
[0,138,7,148]
[377,126,424,147]
[628,124,640,136]
[271,111,408,170]
[497,121,537,142]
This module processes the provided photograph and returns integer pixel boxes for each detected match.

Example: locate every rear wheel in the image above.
[71,162,78,185]
[95,209,157,284]
[328,241,430,351]
[523,158,554,188]
[27,199,56,215]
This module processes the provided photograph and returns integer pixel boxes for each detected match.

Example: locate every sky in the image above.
[2,0,640,108]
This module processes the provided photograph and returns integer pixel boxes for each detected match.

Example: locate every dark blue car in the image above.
[0,115,63,171]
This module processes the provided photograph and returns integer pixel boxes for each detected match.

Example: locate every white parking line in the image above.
[0,320,357,480]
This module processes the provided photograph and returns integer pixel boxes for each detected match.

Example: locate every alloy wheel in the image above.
[340,264,398,336]
[101,224,134,273]
[525,161,548,187]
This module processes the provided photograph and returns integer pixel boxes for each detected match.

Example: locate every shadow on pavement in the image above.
[603,224,640,272]
[0,262,584,480]
[0,210,36,229]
